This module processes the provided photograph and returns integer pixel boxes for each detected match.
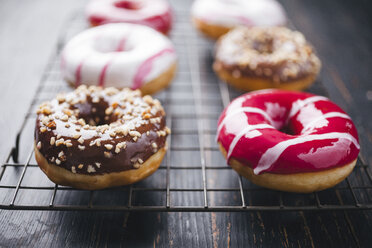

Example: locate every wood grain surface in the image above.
[1,0,372,247]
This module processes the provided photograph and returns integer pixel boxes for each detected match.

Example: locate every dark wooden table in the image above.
[1,0,372,247]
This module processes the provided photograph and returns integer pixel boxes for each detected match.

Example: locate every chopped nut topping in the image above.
[77,137,84,144]
[71,166,76,173]
[95,162,101,168]
[73,133,81,139]
[87,165,96,173]
[129,131,141,137]
[63,109,72,116]
[104,151,112,158]
[112,102,119,109]
[152,142,158,149]
[37,141,42,149]
[50,137,56,145]
[78,164,84,169]
[55,159,61,165]
[78,145,85,150]
[105,107,113,115]
[61,115,69,122]
[55,138,65,146]
[104,144,113,150]
[78,118,86,126]
[133,163,140,169]
[40,106,52,115]
[58,151,64,158]
[138,158,143,164]
[40,127,47,133]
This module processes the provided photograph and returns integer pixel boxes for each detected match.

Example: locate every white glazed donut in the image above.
[61,23,177,95]
[191,0,287,39]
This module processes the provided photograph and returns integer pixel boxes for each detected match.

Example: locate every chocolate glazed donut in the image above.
[34,85,170,189]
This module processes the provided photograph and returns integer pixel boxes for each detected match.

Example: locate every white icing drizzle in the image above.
[227,124,274,159]
[301,112,351,133]
[254,132,360,175]
[61,23,176,89]
[217,107,275,138]
[191,0,286,27]
[288,96,329,119]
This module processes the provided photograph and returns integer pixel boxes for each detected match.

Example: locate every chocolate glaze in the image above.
[35,86,168,175]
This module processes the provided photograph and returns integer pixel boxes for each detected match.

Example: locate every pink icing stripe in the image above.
[132,48,174,89]
[75,58,86,87]
[116,37,127,52]
[98,36,127,87]
[98,61,111,87]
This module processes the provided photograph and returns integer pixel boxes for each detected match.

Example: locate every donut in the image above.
[217,90,360,193]
[86,0,173,34]
[34,85,170,190]
[61,23,177,95]
[213,27,321,92]
[191,0,286,39]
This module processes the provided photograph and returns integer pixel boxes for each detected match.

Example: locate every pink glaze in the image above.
[132,48,174,89]
[217,90,360,175]
[75,58,86,87]
[86,0,173,34]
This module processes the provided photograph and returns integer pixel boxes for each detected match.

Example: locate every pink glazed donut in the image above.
[191,0,287,39]
[86,0,173,34]
[61,23,177,95]
[217,90,360,193]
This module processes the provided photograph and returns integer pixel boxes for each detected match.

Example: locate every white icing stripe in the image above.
[227,124,274,159]
[254,132,360,175]
[302,112,351,133]
[217,107,275,138]
[288,96,329,119]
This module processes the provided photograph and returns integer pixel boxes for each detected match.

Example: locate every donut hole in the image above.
[72,100,118,127]
[252,37,275,54]
[279,125,295,135]
[93,36,133,53]
[114,0,142,10]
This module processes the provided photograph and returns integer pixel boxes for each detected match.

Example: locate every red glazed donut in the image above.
[217,89,360,193]
[86,0,173,35]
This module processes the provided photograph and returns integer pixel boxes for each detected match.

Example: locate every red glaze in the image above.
[217,89,360,175]
[86,0,173,34]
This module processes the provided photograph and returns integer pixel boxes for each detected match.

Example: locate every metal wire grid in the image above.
[0,7,372,212]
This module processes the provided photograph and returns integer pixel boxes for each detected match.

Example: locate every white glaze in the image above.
[288,96,329,119]
[301,112,351,133]
[61,23,176,89]
[254,132,360,174]
[191,0,286,28]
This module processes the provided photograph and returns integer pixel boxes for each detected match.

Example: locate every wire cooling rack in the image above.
[1,2,372,212]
